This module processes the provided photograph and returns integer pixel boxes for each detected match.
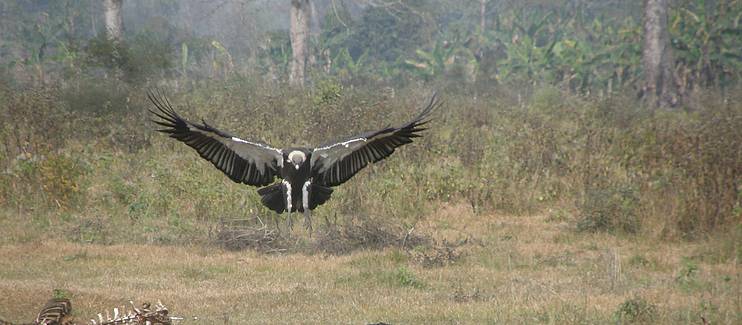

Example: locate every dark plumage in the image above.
[148,90,439,230]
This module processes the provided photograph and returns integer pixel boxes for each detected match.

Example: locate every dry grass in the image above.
[1,205,738,324]
[0,84,739,323]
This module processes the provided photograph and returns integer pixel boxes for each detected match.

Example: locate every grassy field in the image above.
[1,204,739,324]
[0,83,740,324]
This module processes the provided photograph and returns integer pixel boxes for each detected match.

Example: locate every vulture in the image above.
[148,90,439,230]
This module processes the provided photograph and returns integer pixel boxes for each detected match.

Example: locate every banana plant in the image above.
[670,0,742,88]
[210,40,234,78]
[404,39,455,78]
[495,34,557,83]
[482,7,560,84]
[333,48,369,79]
[52,41,80,74]
[404,37,477,81]
[550,17,641,93]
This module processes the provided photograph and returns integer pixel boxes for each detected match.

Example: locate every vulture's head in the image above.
[287,150,307,170]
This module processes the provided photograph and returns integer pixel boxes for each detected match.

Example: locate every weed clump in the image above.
[675,257,701,292]
[613,297,658,324]
[390,266,426,289]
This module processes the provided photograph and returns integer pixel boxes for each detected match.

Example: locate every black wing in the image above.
[311,93,439,187]
[148,90,283,187]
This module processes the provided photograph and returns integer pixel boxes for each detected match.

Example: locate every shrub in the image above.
[675,257,701,292]
[85,31,174,83]
[390,266,426,289]
[38,154,89,210]
[613,297,657,324]
[577,184,640,234]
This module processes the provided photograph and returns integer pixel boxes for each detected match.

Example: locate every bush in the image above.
[675,257,701,292]
[390,266,426,289]
[614,297,657,324]
[38,154,89,210]
[85,31,174,83]
[577,184,640,234]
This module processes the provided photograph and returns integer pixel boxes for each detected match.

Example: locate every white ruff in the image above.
[283,180,292,212]
[288,150,306,162]
[302,180,311,211]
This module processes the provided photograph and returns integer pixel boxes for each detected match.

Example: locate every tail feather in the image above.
[258,182,333,213]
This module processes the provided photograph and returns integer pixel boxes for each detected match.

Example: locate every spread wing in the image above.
[148,90,282,187]
[311,93,439,187]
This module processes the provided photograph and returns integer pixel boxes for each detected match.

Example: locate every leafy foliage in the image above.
[1,1,738,94]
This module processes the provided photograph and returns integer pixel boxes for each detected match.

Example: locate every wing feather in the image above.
[148,90,282,187]
[312,93,440,186]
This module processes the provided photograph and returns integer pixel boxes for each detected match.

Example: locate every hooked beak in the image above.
[294,164,300,170]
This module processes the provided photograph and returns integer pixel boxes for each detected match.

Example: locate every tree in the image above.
[290,0,311,87]
[641,0,677,108]
[102,0,124,42]
[99,0,125,80]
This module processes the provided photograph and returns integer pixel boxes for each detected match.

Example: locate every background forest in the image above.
[0,0,740,324]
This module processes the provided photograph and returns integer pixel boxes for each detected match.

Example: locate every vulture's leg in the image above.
[303,210,312,233]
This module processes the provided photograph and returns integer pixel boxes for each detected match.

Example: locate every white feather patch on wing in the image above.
[313,137,367,151]
[311,137,369,173]
[185,126,282,175]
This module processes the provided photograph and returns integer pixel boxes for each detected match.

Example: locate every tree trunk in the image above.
[289,0,311,87]
[479,0,487,32]
[308,0,320,68]
[641,0,678,108]
[102,0,124,42]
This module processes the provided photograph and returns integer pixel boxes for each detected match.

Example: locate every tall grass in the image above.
[0,80,739,247]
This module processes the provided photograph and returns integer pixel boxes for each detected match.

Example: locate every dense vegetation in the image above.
[2,1,740,92]
[1,81,740,246]
[0,0,740,247]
